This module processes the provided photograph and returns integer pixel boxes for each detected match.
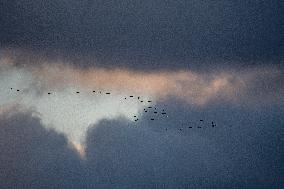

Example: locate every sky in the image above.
[0,1,284,188]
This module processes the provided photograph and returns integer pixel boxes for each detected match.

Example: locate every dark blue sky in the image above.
[0,0,283,70]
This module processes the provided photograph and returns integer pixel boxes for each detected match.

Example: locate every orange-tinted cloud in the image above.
[1,53,283,106]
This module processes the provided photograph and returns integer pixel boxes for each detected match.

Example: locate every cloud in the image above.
[1,55,283,148]
[85,118,235,188]
[84,100,284,188]
[0,108,84,189]
[1,1,283,187]
[0,0,282,70]
[1,107,283,188]
[1,53,283,106]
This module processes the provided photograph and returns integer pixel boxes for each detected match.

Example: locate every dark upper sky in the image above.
[1,0,283,70]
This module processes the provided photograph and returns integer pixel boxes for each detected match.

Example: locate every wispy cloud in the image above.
[1,53,283,146]
[2,52,283,106]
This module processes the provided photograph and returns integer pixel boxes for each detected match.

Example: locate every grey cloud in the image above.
[1,101,283,188]
[85,118,236,189]
[0,109,85,189]
[0,0,283,70]
[84,100,284,189]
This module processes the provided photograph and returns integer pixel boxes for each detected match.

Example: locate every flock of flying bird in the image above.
[9,87,217,131]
